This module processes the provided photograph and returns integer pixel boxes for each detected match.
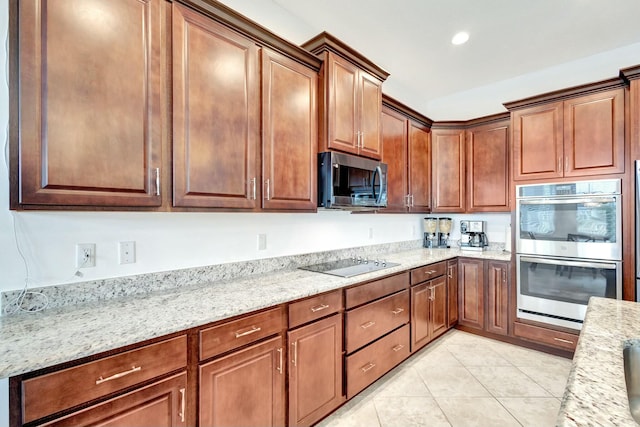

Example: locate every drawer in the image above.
[200,306,285,361]
[289,290,343,329]
[22,335,187,424]
[513,321,578,351]
[345,272,409,309]
[410,261,447,285]
[345,290,409,353]
[345,324,410,399]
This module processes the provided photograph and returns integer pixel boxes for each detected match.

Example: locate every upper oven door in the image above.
[516,194,621,260]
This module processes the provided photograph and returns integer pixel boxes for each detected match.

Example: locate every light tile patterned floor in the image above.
[317,329,573,427]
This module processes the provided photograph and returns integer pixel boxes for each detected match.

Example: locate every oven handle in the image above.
[519,256,617,270]
[519,197,616,205]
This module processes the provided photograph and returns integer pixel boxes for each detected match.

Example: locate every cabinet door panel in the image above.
[430,276,448,339]
[410,282,431,351]
[466,122,510,212]
[512,102,563,181]
[327,53,359,154]
[358,71,383,159]
[262,48,317,210]
[431,129,465,212]
[487,261,509,336]
[199,336,284,427]
[288,314,344,427]
[381,107,408,212]
[458,258,484,330]
[172,4,259,208]
[564,89,625,176]
[408,122,432,212]
[18,0,162,206]
[447,261,459,327]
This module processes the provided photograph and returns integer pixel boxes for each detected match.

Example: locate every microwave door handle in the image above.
[519,197,616,205]
[519,256,616,270]
[372,166,382,204]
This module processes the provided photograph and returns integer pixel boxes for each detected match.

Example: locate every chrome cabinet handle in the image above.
[276,347,283,374]
[235,326,261,338]
[391,308,404,315]
[405,194,410,208]
[179,388,186,423]
[96,366,141,385]
[392,344,405,352]
[424,269,436,275]
[154,168,160,196]
[265,179,270,200]
[361,362,376,373]
[411,195,415,207]
[250,177,257,200]
[429,286,435,301]
[311,303,329,312]
[291,341,298,366]
[554,337,575,345]
[361,321,376,329]
[448,266,453,279]
[502,268,507,285]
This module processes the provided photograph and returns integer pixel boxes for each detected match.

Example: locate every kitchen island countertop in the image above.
[558,297,640,426]
[0,247,510,379]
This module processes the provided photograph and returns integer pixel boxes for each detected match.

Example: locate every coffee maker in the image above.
[460,220,489,251]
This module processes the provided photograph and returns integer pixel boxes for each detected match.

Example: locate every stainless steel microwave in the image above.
[318,152,388,210]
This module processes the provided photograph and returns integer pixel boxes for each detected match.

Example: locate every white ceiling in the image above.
[219,0,640,120]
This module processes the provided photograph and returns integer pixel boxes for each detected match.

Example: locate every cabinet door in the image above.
[40,374,187,427]
[410,282,431,351]
[512,102,563,181]
[262,48,317,210]
[17,0,163,207]
[430,276,448,340]
[431,129,465,212]
[172,4,260,208]
[487,261,510,336]
[563,88,625,177]
[408,121,432,212]
[358,70,383,159]
[199,336,285,427]
[381,107,409,212]
[458,258,484,330]
[326,52,359,155]
[288,314,344,427]
[447,261,459,327]
[466,122,510,212]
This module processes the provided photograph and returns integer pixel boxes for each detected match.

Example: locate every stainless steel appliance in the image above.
[300,258,399,278]
[460,220,488,251]
[318,152,387,210]
[516,179,622,329]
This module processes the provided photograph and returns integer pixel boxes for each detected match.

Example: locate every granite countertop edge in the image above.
[0,248,510,379]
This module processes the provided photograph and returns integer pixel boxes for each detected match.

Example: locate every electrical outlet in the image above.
[76,243,96,268]
[257,234,267,250]
[119,241,136,264]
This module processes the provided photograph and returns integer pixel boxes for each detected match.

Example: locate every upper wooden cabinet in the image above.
[466,119,510,212]
[431,128,466,213]
[172,4,319,211]
[13,0,164,207]
[507,84,625,181]
[303,32,389,160]
[381,100,432,213]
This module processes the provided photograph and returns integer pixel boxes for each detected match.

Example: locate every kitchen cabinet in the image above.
[431,128,466,212]
[447,259,459,327]
[466,119,510,212]
[509,86,625,181]
[13,0,164,208]
[303,32,389,160]
[458,258,484,330]
[288,292,344,427]
[513,322,578,352]
[486,260,510,336]
[381,100,432,213]
[410,261,448,351]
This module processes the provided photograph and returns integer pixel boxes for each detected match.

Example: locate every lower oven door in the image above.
[517,254,621,329]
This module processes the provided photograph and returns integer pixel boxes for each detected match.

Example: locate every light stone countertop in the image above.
[558,297,640,426]
[0,248,510,379]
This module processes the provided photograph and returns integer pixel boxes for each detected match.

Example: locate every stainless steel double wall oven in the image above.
[516,179,622,329]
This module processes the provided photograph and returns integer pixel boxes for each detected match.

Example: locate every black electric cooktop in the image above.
[299,259,400,278]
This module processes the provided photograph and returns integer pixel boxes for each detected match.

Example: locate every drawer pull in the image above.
[392,344,405,352]
[361,321,376,329]
[311,304,330,313]
[95,366,141,385]
[235,326,262,338]
[179,388,186,423]
[553,337,575,345]
[361,362,376,373]
[424,269,436,275]
[291,341,298,367]
[391,308,404,315]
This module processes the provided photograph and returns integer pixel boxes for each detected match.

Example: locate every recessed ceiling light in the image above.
[451,31,469,45]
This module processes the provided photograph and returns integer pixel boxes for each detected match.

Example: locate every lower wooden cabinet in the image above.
[39,373,187,427]
[486,261,510,336]
[447,260,459,327]
[513,321,578,352]
[411,275,447,351]
[288,313,344,427]
[199,336,285,427]
[458,258,485,330]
